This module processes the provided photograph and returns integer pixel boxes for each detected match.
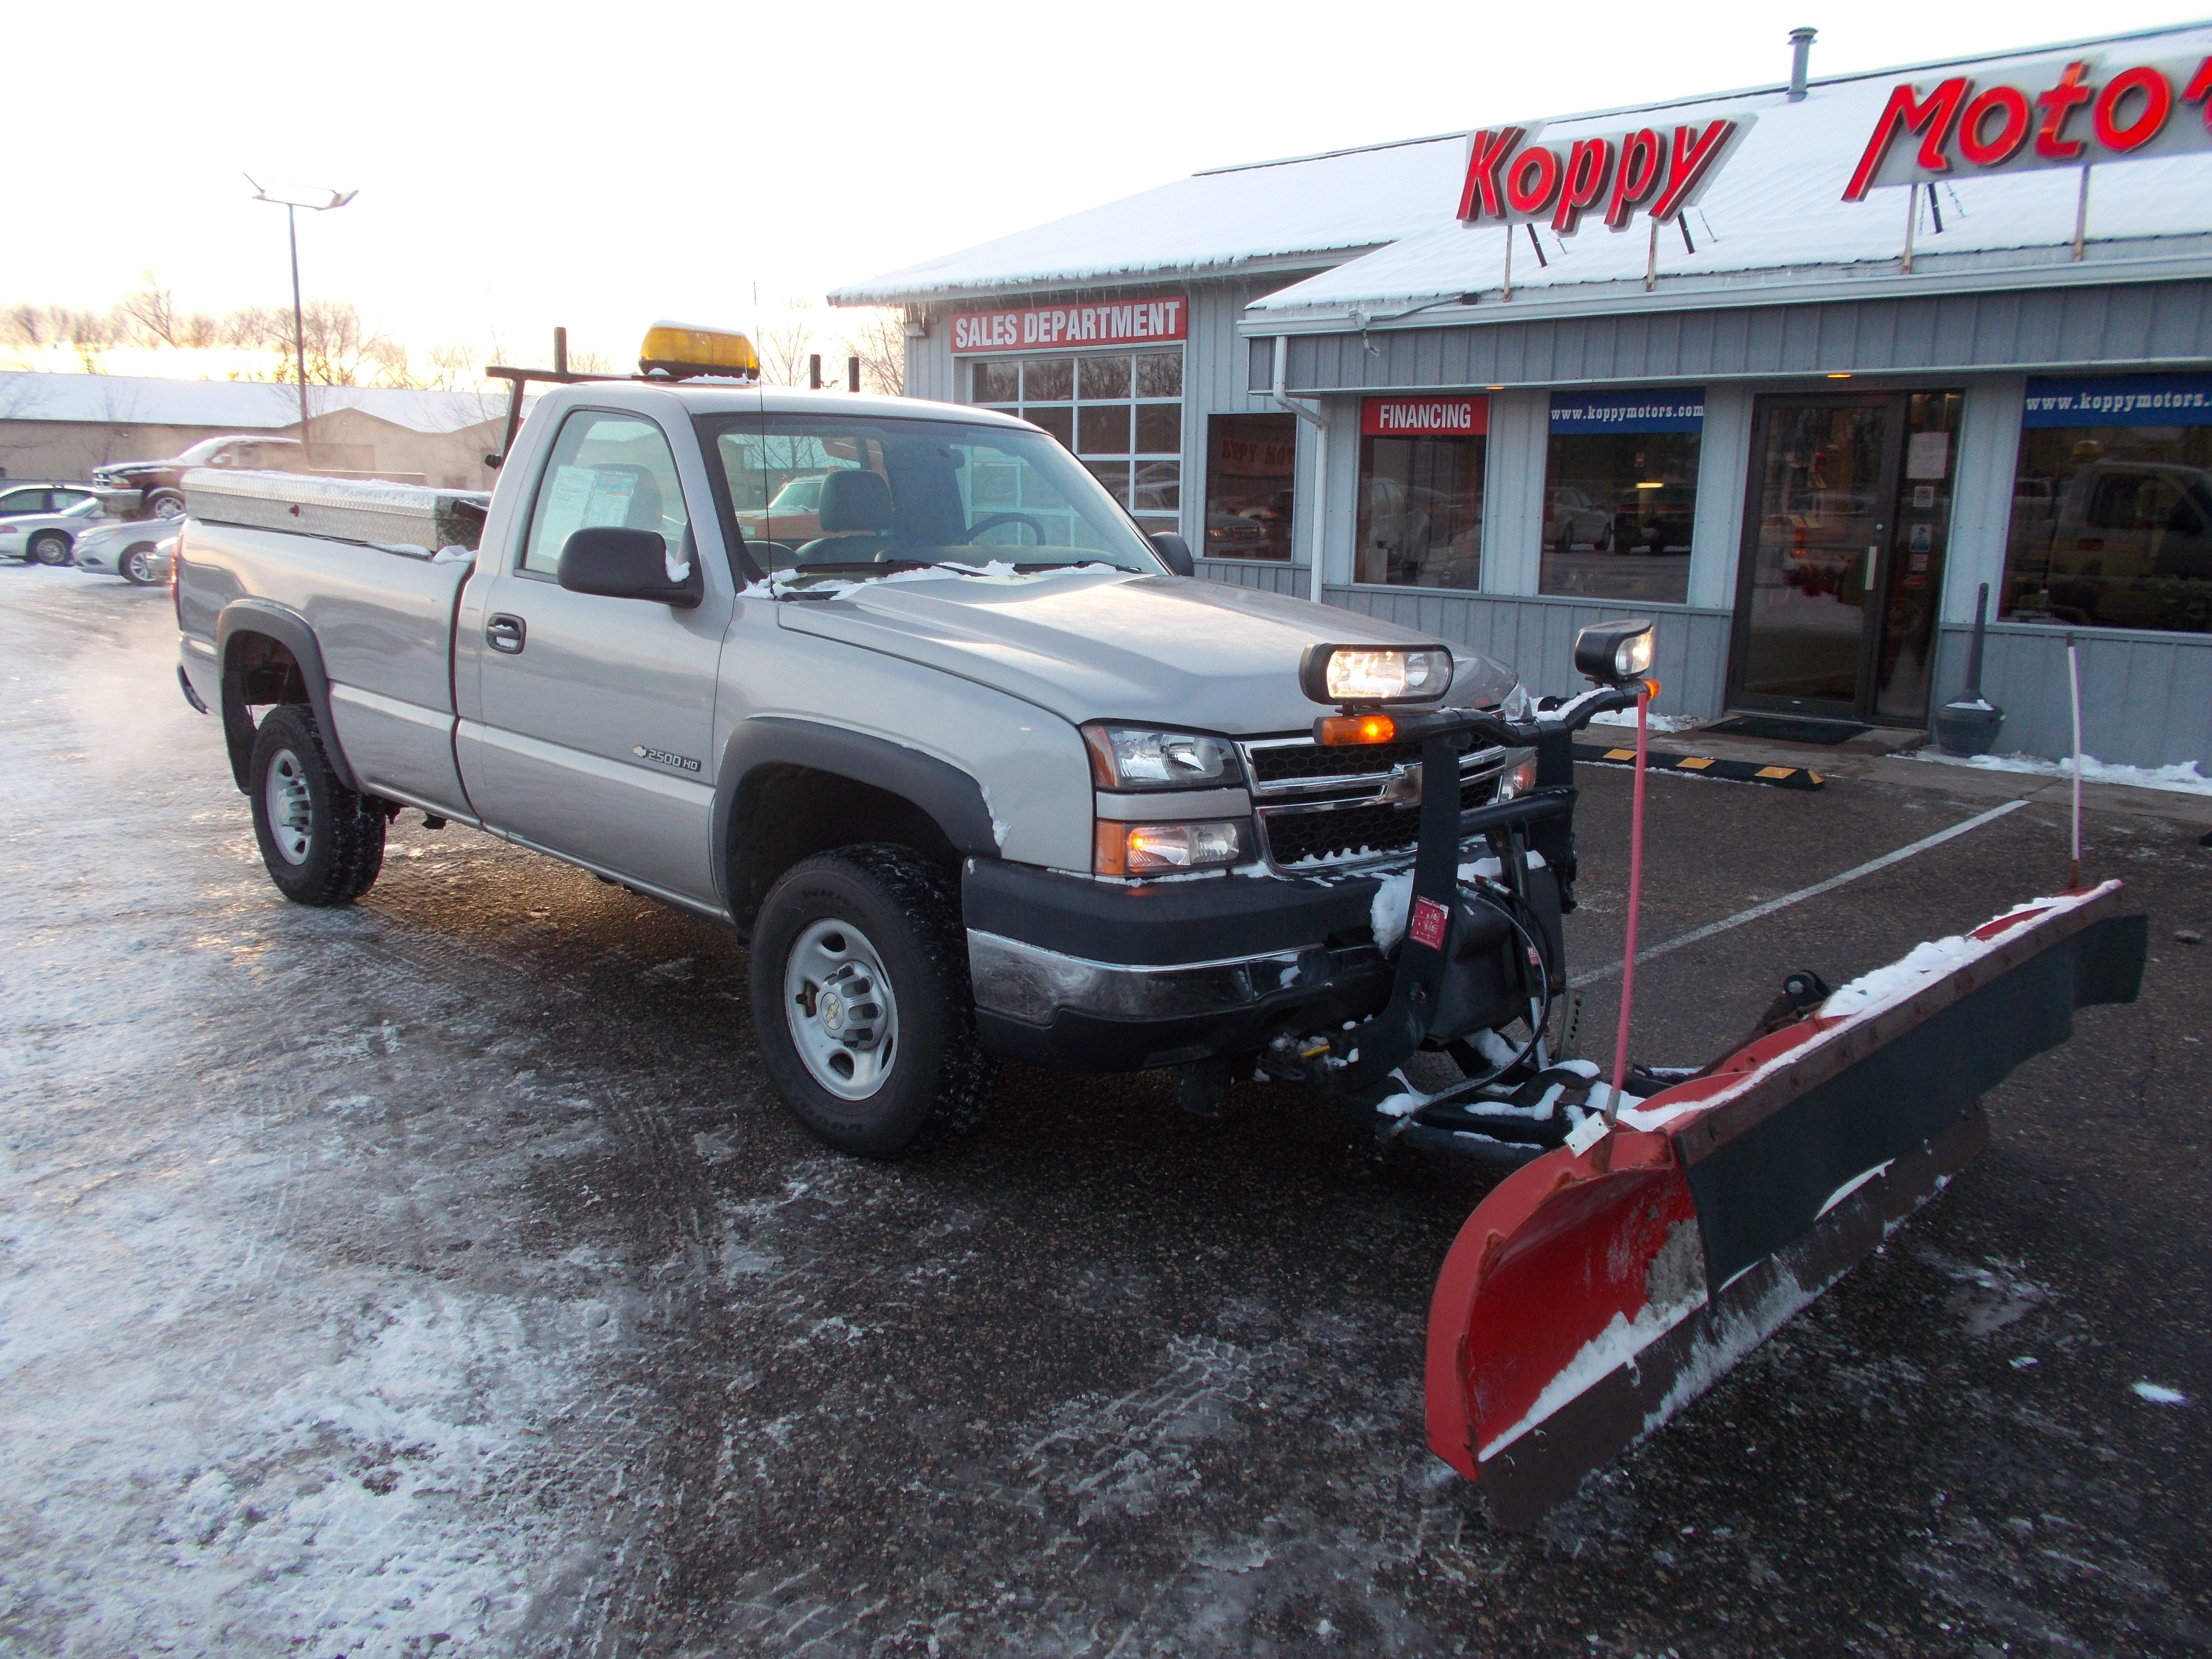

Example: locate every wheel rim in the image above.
[154,496,185,520]
[782,918,899,1100]
[34,537,63,565]
[264,747,313,865]
[123,548,152,582]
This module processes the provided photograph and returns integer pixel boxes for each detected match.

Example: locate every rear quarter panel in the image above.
[177,519,474,814]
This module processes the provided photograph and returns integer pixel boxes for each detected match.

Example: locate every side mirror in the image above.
[557,526,703,608]
[1149,530,1195,577]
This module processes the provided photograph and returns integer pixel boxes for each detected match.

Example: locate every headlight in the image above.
[1572,620,1656,685]
[1494,750,1539,802]
[1299,644,1453,704]
[1083,724,1240,790]
[1094,819,1244,877]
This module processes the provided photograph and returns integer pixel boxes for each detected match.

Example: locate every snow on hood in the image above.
[771,568,1516,733]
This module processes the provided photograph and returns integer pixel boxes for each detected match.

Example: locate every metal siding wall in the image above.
[1281,280,2212,391]
[1318,587,1733,717]
[1195,558,1305,593]
[1480,390,1547,596]
[1944,376,2026,624]
[1936,625,2212,769]
[906,320,955,404]
[1688,383,1753,610]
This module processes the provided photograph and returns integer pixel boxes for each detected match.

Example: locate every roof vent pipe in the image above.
[1788,27,1816,100]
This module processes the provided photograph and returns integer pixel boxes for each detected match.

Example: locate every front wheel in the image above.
[248,704,386,905]
[149,490,187,520]
[750,844,995,1158]
[29,531,71,566]
[120,544,159,584]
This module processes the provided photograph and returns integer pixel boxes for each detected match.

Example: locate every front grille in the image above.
[1240,735,1504,871]
[1247,738,1427,786]
[1260,773,1501,867]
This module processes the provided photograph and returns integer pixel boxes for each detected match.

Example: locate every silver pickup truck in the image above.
[175,351,1624,1160]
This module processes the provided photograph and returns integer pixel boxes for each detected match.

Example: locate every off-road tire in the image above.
[248,704,386,906]
[750,844,995,1158]
[119,544,159,584]
[29,531,70,566]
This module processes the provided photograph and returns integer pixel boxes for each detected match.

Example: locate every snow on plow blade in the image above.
[1425,881,2147,1531]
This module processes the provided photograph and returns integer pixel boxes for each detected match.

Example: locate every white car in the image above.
[68,517,176,584]
[0,489,112,565]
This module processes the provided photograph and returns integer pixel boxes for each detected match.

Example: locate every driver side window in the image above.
[522,410,691,577]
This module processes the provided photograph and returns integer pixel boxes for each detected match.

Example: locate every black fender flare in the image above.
[214,599,362,795]
[714,716,999,911]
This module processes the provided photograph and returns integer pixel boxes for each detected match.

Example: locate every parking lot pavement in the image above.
[2,565,2206,1658]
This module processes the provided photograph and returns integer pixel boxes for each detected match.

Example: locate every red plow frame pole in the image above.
[1425,882,2147,1529]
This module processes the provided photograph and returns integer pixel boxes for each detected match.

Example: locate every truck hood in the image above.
[773,569,1517,733]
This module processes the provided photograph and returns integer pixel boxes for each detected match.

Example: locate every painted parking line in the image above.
[1572,743,1824,791]
[1577,798,2032,986]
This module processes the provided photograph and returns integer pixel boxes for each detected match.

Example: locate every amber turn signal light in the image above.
[1318,713,1397,746]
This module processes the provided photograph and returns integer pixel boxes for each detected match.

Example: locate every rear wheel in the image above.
[750,844,994,1158]
[120,544,159,584]
[248,704,385,905]
[29,531,70,566]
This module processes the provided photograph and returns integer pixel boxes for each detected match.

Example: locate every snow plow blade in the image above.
[1425,881,2147,1531]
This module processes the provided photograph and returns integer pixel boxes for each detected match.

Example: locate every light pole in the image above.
[246,178,357,468]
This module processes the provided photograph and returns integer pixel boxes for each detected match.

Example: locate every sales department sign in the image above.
[950,295,1187,355]
[1845,51,2212,196]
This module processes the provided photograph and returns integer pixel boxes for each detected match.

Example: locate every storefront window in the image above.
[2002,374,2212,634]
[1539,389,1702,604]
[1203,414,1296,560]
[969,349,1183,538]
[1354,397,1485,589]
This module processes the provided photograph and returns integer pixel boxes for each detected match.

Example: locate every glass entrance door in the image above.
[1729,397,1899,716]
[1729,391,1964,724]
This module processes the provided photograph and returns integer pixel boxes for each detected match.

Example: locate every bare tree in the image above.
[118,278,180,347]
[840,307,906,396]
[755,298,823,388]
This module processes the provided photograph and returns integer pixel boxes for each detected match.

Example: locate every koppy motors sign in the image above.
[1844,49,2212,196]
[1455,117,1753,234]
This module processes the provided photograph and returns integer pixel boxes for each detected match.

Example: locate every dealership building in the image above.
[832,23,2212,769]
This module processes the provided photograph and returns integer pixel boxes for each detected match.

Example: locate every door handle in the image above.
[485,613,527,654]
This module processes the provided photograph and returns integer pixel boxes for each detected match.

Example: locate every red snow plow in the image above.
[1283,623,2148,1529]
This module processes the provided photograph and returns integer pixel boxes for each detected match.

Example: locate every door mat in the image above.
[1572,744,1825,791]
[1706,714,1870,745]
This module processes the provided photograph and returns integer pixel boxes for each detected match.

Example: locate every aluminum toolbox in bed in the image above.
[182,469,488,554]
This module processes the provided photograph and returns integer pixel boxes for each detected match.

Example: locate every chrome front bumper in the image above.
[967,929,1333,1025]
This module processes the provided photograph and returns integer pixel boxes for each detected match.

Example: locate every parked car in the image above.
[93,434,304,519]
[0,490,110,565]
[733,469,831,549]
[1544,486,1612,552]
[1611,484,1695,554]
[69,517,176,584]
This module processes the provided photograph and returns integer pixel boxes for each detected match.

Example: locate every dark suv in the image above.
[93,434,303,519]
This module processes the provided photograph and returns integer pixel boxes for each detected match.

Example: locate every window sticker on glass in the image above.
[1907,431,1951,480]
[535,464,639,558]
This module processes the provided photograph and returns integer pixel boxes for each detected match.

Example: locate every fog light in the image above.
[1094,819,1244,877]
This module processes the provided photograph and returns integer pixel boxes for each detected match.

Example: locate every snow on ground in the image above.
[1586,709,1702,735]
[1901,749,2212,796]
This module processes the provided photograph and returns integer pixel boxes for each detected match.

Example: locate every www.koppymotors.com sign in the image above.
[1845,50,2212,196]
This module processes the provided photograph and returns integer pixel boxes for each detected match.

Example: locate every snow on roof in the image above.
[0,373,510,434]
[827,135,1468,306]
[831,22,2212,318]
[1252,22,2212,319]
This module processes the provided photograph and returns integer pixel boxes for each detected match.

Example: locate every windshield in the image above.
[705,413,1165,582]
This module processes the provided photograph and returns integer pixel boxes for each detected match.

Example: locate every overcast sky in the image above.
[13,0,2209,366]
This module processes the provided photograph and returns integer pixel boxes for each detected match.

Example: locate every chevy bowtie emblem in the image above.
[632,745,702,773]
